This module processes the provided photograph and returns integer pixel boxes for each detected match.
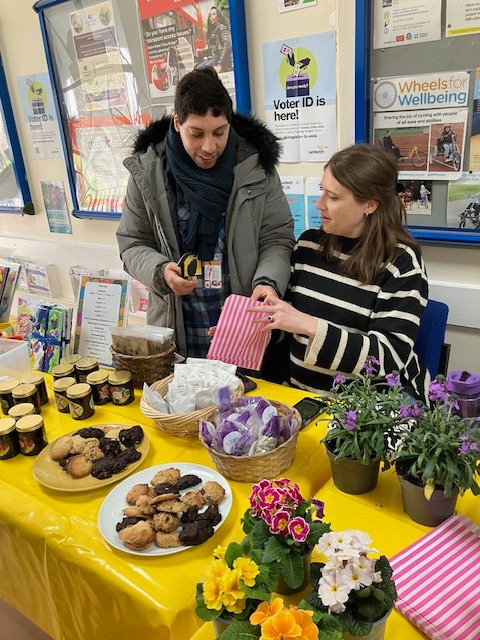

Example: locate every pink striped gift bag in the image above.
[390,515,480,640]
[206,294,270,370]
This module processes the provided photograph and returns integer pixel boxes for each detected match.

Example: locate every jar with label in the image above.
[12,383,41,414]
[0,417,20,459]
[75,357,99,383]
[0,378,20,416]
[108,370,135,406]
[60,354,82,367]
[20,372,49,406]
[52,363,76,381]
[66,383,95,420]
[53,376,77,413]
[8,403,35,421]
[16,414,47,456]
[86,370,111,405]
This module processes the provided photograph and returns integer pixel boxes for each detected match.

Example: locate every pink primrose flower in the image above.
[271,510,291,535]
[287,516,310,542]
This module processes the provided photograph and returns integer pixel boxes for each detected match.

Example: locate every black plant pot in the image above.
[325,445,380,494]
[398,475,459,526]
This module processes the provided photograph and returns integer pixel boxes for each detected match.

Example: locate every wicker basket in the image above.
[199,400,301,482]
[139,373,244,439]
[110,342,175,388]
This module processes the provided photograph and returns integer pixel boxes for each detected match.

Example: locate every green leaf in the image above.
[195,600,223,622]
[280,551,304,588]
[347,617,373,636]
[356,597,385,620]
[218,619,260,640]
[225,541,244,567]
[262,536,291,563]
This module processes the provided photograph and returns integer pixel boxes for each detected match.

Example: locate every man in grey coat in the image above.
[117,68,294,357]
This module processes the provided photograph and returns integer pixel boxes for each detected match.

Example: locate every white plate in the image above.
[98,463,232,556]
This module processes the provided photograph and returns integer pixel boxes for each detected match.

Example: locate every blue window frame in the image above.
[34,0,250,221]
[0,54,34,214]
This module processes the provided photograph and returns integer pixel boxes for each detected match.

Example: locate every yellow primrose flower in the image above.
[224,594,247,614]
[233,556,260,587]
[220,570,244,608]
[203,577,224,611]
[204,558,228,582]
[250,597,285,626]
[260,609,302,640]
[213,544,226,559]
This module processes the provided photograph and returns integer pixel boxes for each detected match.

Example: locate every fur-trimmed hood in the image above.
[132,113,281,173]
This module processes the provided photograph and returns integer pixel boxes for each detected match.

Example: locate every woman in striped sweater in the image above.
[254,144,430,403]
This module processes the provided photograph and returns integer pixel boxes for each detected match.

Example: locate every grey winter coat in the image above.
[116,114,294,356]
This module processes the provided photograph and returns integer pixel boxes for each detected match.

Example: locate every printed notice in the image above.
[446,0,480,37]
[281,176,305,238]
[373,0,441,50]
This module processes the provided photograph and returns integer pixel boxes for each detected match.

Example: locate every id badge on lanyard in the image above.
[203,253,223,289]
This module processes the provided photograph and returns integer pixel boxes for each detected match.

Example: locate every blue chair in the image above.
[414,299,450,378]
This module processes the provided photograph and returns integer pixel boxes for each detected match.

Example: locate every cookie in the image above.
[201,481,226,505]
[175,474,202,491]
[179,521,214,546]
[66,454,93,478]
[155,531,182,548]
[50,435,73,461]
[150,493,180,506]
[152,512,180,533]
[118,520,154,551]
[126,483,149,505]
[181,489,205,509]
[155,500,184,514]
[150,468,181,487]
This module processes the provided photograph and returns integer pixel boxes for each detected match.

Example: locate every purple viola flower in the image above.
[341,410,357,430]
[459,442,470,456]
[311,498,325,519]
[386,372,401,387]
[399,403,423,419]
[429,379,447,403]
[333,374,346,387]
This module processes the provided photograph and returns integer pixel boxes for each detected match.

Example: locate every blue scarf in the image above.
[165,122,235,261]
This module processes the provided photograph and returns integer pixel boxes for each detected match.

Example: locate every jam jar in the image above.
[53,376,77,413]
[16,414,48,456]
[12,383,41,414]
[60,354,82,367]
[75,357,99,383]
[0,417,20,459]
[52,362,76,381]
[66,383,95,420]
[0,378,20,416]
[8,403,35,421]
[20,372,49,406]
[108,370,134,406]
[86,370,111,405]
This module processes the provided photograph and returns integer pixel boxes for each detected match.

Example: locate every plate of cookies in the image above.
[33,424,149,492]
[97,463,232,555]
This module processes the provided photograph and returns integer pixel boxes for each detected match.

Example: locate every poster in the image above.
[447,174,480,230]
[138,0,235,105]
[69,1,128,113]
[69,116,149,213]
[74,276,129,367]
[373,0,441,50]
[281,176,305,239]
[263,32,337,163]
[446,0,480,37]
[16,73,61,159]
[397,179,433,215]
[0,105,22,208]
[470,69,480,172]
[278,0,317,12]
[306,177,322,229]
[373,71,470,179]
[41,181,72,234]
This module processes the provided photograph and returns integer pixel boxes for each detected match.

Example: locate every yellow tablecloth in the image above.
[0,377,478,640]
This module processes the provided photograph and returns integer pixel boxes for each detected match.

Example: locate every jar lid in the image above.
[8,403,35,419]
[52,363,75,376]
[447,370,480,395]
[66,383,92,399]
[16,414,44,432]
[0,417,16,435]
[0,378,20,393]
[12,383,36,398]
[76,357,99,371]
[20,372,44,386]
[60,354,82,365]
[53,376,77,392]
[108,370,132,385]
[87,370,109,385]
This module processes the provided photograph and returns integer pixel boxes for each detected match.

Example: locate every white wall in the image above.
[0,0,478,371]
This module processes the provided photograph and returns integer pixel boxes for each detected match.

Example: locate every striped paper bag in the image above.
[206,294,270,371]
[390,515,480,640]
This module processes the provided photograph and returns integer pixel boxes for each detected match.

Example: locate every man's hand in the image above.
[163,262,197,295]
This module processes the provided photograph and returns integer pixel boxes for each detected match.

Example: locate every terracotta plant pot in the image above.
[399,475,459,527]
[325,446,380,494]
[276,549,312,595]
[343,608,392,640]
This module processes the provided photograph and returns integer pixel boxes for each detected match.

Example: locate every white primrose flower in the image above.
[372,571,383,583]
[342,561,373,589]
[318,570,351,609]
[316,532,337,556]
[324,556,344,571]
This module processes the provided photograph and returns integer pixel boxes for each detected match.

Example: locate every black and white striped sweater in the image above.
[287,228,430,403]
